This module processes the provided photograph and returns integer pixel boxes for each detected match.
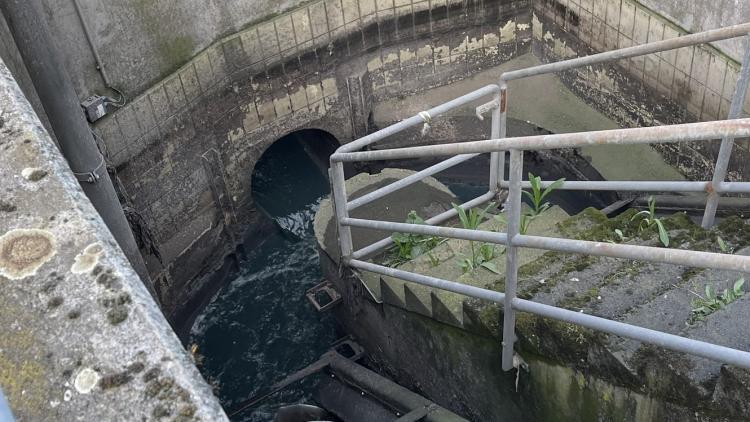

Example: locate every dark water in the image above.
[190,133,338,421]
[188,121,615,421]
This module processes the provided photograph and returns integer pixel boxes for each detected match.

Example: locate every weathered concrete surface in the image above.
[8,0,745,336]
[640,0,750,61]
[315,168,750,420]
[37,0,315,98]
[0,58,226,420]
[373,52,685,182]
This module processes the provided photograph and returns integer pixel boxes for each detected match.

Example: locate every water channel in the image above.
[188,54,683,420]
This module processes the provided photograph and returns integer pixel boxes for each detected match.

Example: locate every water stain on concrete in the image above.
[0,228,56,279]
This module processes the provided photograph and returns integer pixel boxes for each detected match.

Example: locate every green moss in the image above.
[157,36,196,76]
[717,215,750,247]
[680,267,705,281]
[516,313,598,362]
[558,287,599,310]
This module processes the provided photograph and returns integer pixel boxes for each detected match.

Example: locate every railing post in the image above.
[702,35,750,228]
[330,161,353,260]
[489,83,507,192]
[502,148,523,371]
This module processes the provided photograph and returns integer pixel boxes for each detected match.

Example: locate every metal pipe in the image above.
[488,86,503,192]
[347,261,750,369]
[0,0,150,283]
[337,85,500,153]
[350,191,496,259]
[349,260,505,304]
[331,119,750,162]
[501,180,750,193]
[500,23,750,82]
[347,154,479,211]
[342,218,509,245]
[500,180,716,192]
[702,36,750,228]
[72,0,111,87]
[330,162,353,259]
[512,298,750,369]
[501,149,523,371]
[513,235,750,272]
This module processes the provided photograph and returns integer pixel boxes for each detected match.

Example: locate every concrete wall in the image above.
[0,56,226,421]
[533,0,750,181]
[88,0,533,325]
[640,0,750,61]
[37,0,313,98]
[5,0,750,329]
[27,0,750,102]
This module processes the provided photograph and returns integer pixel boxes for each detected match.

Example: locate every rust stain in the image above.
[0,229,56,280]
[500,88,508,113]
[705,182,715,194]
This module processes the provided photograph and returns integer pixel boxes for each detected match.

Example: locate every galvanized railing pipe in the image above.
[330,162,353,259]
[349,260,750,370]
[347,153,479,211]
[488,87,504,192]
[350,191,496,259]
[512,298,750,369]
[702,37,750,228]
[500,180,750,193]
[337,85,500,154]
[514,235,750,272]
[501,149,524,370]
[331,119,750,162]
[499,23,750,82]
[343,218,509,246]
[350,259,506,303]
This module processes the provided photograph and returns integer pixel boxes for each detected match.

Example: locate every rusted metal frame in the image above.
[702,36,750,228]
[331,119,750,162]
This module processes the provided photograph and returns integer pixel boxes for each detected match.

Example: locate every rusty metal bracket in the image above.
[306,280,342,312]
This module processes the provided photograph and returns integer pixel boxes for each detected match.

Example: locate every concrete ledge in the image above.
[0,58,226,420]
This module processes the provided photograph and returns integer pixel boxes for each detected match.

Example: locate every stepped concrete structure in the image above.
[3,0,750,420]
[315,170,750,421]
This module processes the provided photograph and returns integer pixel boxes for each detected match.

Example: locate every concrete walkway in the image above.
[373,53,685,182]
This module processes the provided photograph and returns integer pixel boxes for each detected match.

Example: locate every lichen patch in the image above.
[21,167,47,182]
[74,368,100,394]
[0,229,56,279]
[70,243,105,274]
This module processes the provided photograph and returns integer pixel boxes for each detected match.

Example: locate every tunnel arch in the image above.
[250,128,340,225]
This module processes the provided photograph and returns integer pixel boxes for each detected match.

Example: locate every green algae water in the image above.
[190,132,338,421]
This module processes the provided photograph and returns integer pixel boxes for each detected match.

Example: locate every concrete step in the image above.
[387,205,571,330]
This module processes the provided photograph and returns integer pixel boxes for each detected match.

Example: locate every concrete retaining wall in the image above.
[0,56,226,422]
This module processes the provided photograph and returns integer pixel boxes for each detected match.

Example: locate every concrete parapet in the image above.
[0,57,226,421]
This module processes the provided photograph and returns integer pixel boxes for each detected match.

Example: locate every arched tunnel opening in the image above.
[189,129,341,421]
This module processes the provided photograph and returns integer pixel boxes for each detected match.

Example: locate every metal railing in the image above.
[328,23,750,372]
